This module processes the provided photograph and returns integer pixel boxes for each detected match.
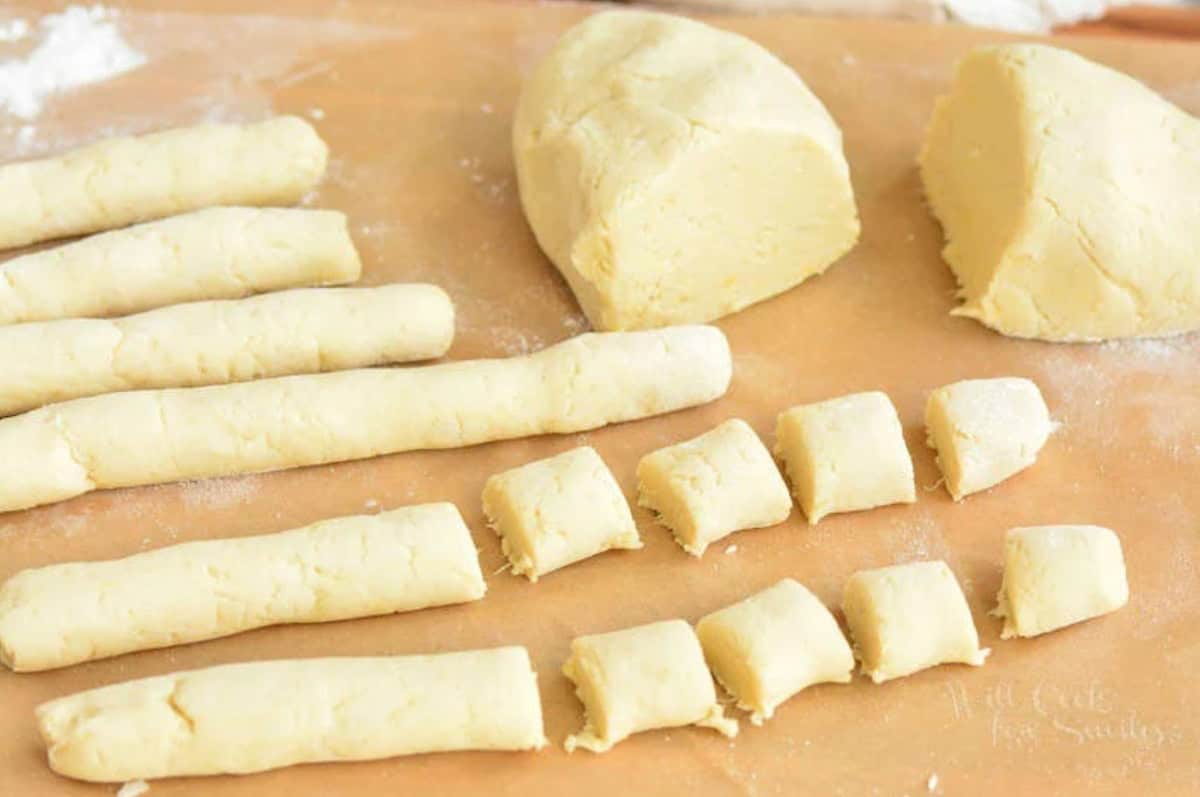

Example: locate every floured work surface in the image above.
[0,1,1197,794]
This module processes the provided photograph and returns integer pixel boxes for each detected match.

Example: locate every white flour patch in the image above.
[178,476,261,511]
[885,506,951,566]
[0,5,146,120]
[116,779,150,797]
[491,326,546,356]
[0,18,30,43]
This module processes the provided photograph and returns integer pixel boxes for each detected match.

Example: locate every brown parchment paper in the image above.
[1,2,1198,794]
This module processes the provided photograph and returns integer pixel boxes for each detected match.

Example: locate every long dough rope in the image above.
[36,648,547,781]
[0,206,362,326]
[0,117,328,251]
[0,325,732,514]
[0,503,486,672]
[0,284,455,417]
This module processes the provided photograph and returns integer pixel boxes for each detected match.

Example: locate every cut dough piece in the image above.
[0,325,731,514]
[513,10,860,331]
[0,207,361,326]
[925,377,1053,501]
[842,560,988,683]
[483,446,641,581]
[920,44,1200,341]
[637,418,791,556]
[0,117,327,251]
[697,578,853,724]
[0,285,454,417]
[36,647,546,781]
[563,619,737,752]
[774,391,915,524]
[0,503,485,672]
[995,525,1128,638]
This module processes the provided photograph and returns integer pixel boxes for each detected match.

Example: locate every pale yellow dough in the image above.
[842,560,988,683]
[0,207,361,326]
[697,579,853,724]
[0,503,485,672]
[995,525,1128,638]
[920,44,1200,341]
[925,377,1053,500]
[36,647,546,782]
[513,10,860,331]
[0,285,454,416]
[0,325,731,514]
[637,418,791,555]
[483,446,641,581]
[774,392,915,524]
[0,117,327,251]
[563,619,737,752]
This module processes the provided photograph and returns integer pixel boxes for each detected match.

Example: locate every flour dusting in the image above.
[0,5,146,120]
[178,476,261,511]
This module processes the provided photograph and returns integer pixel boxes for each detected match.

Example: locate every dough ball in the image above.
[562,619,737,752]
[697,578,853,724]
[774,391,915,524]
[483,446,641,581]
[920,44,1200,341]
[995,525,1128,638]
[636,418,791,556]
[925,377,1053,501]
[513,10,860,331]
[842,560,988,683]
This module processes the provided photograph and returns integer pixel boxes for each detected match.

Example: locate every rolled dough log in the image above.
[483,446,641,581]
[0,207,362,326]
[994,525,1128,638]
[0,503,485,672]
[697,578,853,724]
[36,647,546,781]
[0,117,327,251]
[0,325,731,514]
[513,10,860,331]
[637,418,791,556]
[842,560,988,683]
[0,284,455,417]
[774,391,915,524]
[925,377,1053,500]
[563,619,737,752]
[920,44,1200,341]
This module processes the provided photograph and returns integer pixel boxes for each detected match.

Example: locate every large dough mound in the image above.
[920,44,1200,342]
[513,10,860,331]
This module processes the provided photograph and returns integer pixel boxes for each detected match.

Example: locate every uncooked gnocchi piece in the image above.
[483,446,641,581]
[637,418,791,556]
[994,525,1128,638]
[774,392,915,524]
[697,579,853,724]
[925,377,1053,500]
[563,619,737,752]
[842,560,988,683]
[37,648,546,782]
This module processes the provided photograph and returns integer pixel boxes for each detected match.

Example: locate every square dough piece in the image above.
[562,619,737,752]
[842,560,988,683]
[697,578,853,724]
[774,391,915,524]
[925,377,1054,501]
[994,525,1128,638]
[483,446,641,581]
[636,418,792,556]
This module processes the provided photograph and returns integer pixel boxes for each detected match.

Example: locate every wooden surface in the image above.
[1,1,1199,795]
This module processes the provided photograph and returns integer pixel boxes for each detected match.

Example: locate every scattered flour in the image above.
[0,5,146,120]
[178,476,261,511]
[116,780,150,797]
[725,544,738,555]
[927,772,939,792]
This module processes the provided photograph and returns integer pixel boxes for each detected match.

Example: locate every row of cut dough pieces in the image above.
[565,525,1129,753]
[480,376,1055,582]
[0,119,464,417]
[29,523,1129,780]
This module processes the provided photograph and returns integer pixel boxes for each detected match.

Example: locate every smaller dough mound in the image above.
[995,525,1128,638]
[920,45,1200,341]
[925,377,1053,501]
[513,10,860,331]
